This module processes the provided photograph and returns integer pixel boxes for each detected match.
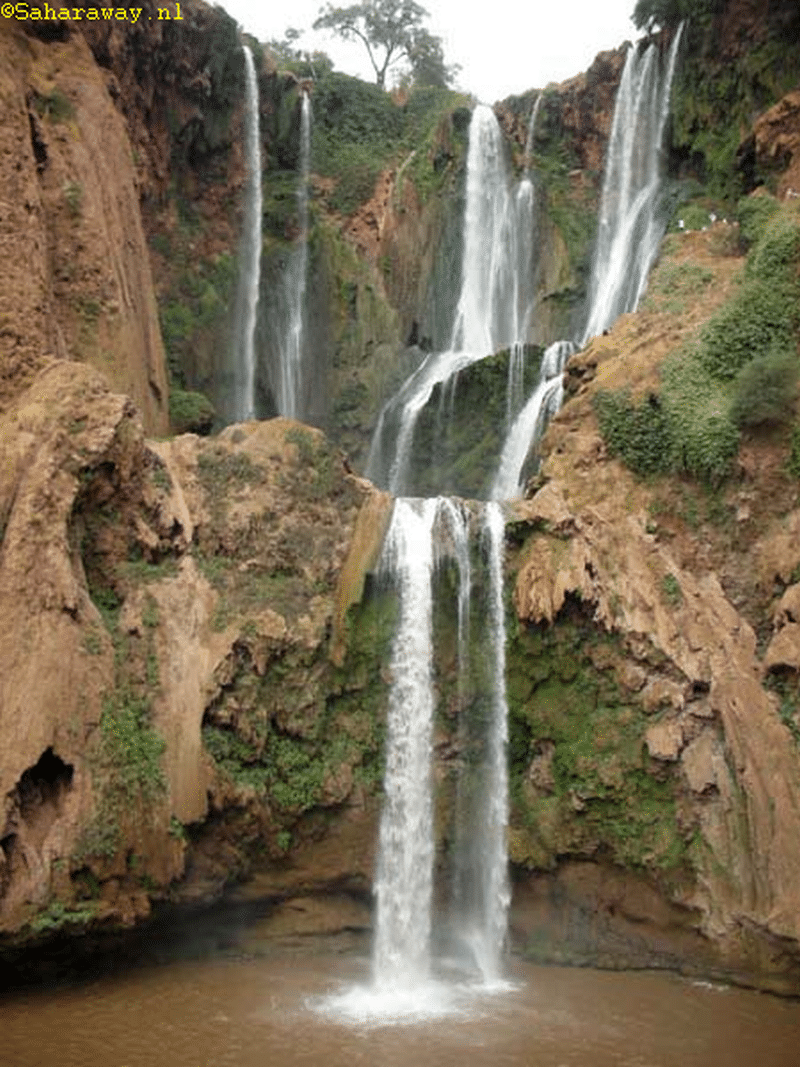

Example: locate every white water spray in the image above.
[373,498,439,990]
[492,29,684,497]
[492,340,575,500]
[366,104,539,494]
[582,25,684,343]
[477,502,512,982]
[233,44,262,422]
[275,91,312,419]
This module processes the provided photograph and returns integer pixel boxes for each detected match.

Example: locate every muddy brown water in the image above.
[3,936,800,1067]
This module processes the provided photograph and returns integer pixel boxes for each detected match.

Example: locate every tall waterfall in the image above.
[450,504,511,982]
[351,38,685,1016]
[373,498,439,989]
[582,25,684,344]
[274,91,312,420]
[232,44,262,422]
[372,497,511,995]
[492,28,684,497]
[366,104,539,495]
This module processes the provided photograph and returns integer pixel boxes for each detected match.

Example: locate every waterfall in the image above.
[232,44,262,422]
[274,91,312,420]
[492,340,575,500]
[523,92,544,174]
[479,502,512,982]
[372,498,439,989]
[370,495,513,995]
[581,25,685,344]
[366,104,539,495]
[492,28,684,496]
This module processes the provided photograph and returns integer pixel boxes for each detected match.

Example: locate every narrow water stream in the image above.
[2,940,800,1067]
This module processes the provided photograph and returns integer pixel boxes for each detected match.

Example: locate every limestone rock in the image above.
[645,719,684,762]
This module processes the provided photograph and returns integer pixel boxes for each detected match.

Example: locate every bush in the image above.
[737,195,782,250]
[661,348,740,483]
[698,278,797,380]
[747,212,800,282]
[730,348,799,427]
[594,390,674,476]
[169,389,216,435]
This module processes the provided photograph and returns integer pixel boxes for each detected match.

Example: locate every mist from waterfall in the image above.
[231,44,262,422]
[273,91,312,420]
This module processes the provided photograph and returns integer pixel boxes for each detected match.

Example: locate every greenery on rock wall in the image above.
[666,1,800,200]
[310,75,469,216]
[595,200,800,484]
[403,346,544,497]
[506,603,690,876]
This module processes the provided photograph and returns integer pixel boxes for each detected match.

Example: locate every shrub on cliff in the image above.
[730,347,799,428]
[169,389,216,436]
[594,389,673,477]
[698,278,797,380]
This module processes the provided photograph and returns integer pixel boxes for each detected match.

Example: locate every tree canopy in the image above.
[313,0,455,89]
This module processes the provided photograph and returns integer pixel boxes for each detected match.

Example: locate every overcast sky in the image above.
[218,0,640,102]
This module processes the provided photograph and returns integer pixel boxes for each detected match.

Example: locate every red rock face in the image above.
[752,90,800,200]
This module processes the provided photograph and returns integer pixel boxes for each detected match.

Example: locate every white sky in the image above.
[217,0,640,102]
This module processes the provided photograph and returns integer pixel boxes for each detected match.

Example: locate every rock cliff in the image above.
[0,10,169,433]
[2,0,800,999]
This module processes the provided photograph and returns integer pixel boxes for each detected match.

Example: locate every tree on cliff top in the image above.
[313,0,454,89]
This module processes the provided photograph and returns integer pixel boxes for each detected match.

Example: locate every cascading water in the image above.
[581,25,685,344]
[332,37,685,1021]
[231,44,262,423]
[479,502,512,982]
[273,91,312,420]
[366,104,539,495]
[492,28,684,497]
[372,498,439,990]
[451,504,511,983]
[491,340,574,500]
[368,496,511,1004]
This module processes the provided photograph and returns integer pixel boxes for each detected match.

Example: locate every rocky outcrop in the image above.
[0,360,390,938]
[0,14,169,434]
[497,47,627,173]
[751,89,800,200]
[504,224,800,992]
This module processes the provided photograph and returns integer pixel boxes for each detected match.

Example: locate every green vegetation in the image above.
[641,260,714,315]
[200,583,394,839]
[76,557,168,865]
[34,86,75,123]
[507,611,689,874]
[27,901,97,936]
[730,348,799,428]
[62,180,83,220]
[668,5,800,200]
[313,0,456,90]
[661,573,683,608]
[633,0,724,32]
[169,388,216,435]
[157,252,237,391]
[312,73,404,215]
[595,202,800,485]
